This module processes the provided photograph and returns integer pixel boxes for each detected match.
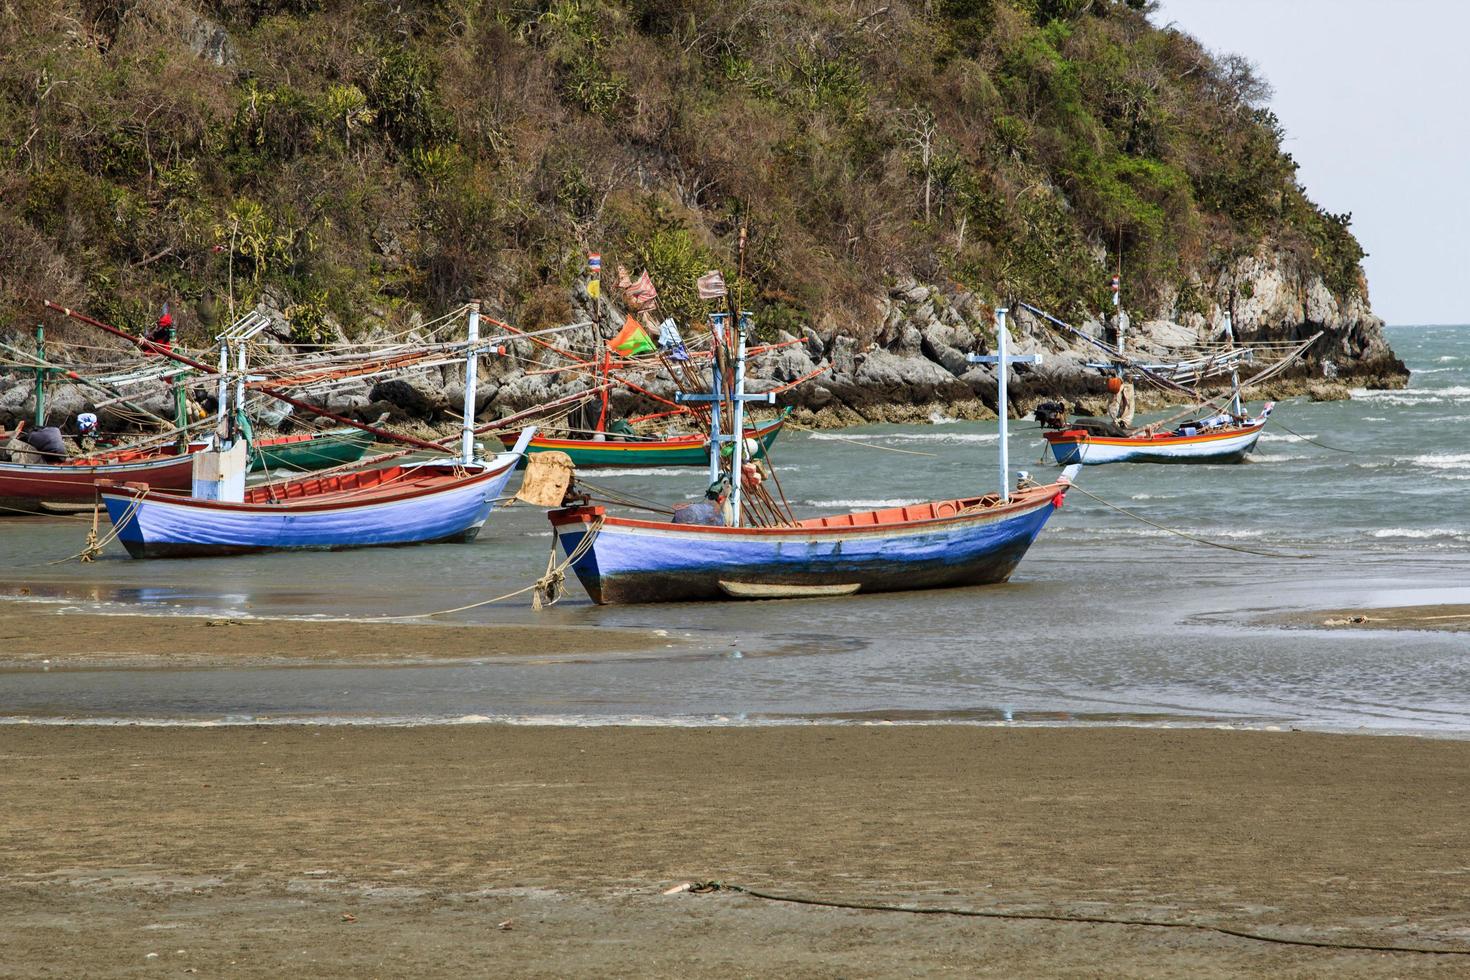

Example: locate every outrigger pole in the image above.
[45,300,450,454]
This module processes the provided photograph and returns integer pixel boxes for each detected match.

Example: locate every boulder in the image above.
[369,379,444,419]
[849,349,969,405]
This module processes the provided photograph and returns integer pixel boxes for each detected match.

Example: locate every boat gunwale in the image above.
[98,458,513,514]
[518,415,785,451]
[1043,420,1266,448]
[549,481,1068,539]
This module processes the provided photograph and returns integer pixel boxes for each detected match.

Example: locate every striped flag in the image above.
[696,269,727,300]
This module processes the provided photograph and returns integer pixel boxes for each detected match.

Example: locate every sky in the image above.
[1153,0,1470,325]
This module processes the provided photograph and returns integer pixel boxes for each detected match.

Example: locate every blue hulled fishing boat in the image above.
[547,307,1080,604]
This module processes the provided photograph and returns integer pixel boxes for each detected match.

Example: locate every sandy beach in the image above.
[0,602,678,670]
[2,724,1467,977]
[1277,603,1470,633]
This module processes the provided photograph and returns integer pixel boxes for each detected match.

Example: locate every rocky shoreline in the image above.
[0,248,1407,434]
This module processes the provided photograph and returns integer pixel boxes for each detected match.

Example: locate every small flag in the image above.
[611,314,656,356]
[696,269,727,300]
[1110,274,1120,307]
[587,253,602,299]
[623,270,658,311]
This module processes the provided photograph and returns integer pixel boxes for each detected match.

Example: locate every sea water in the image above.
[2,324,1468,734]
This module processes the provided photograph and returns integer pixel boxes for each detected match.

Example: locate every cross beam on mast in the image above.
[968,307,1042,503]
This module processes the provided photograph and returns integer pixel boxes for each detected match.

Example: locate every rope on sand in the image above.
[679,882,1470,957]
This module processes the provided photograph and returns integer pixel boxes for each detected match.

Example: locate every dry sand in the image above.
[2,724,1468,977]
[1277,603,1470,633]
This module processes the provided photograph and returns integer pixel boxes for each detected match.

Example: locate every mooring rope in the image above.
[783,419,938,457]
[49,489,151,564]
[352,517,605,620]
[1268,417,1356,454]
[1066,484,1314,559]
[678,882,1470,956]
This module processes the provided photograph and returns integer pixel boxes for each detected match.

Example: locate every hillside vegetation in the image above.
[0,0,1369,345]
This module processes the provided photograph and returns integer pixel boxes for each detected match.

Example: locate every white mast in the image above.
[462,301,481,465]
[730,317,749,525]
[1224,311,1242,417]
[968,307,1042,503]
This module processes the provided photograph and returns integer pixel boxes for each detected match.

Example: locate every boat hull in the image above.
[548,482,1070,605]
[100,459,518,558]
[250,428,376,472]
[0,448,198,510]
[1044,421,1266,465]
[509,415,785,468]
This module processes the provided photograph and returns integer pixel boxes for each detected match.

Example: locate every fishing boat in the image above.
[0,322,207,510]
[1039,404,1274,465]
[1018,302,1315,467]
[550,478,1075,604]
[506,411,787,468]
[547,307,1079,604]
[97,447,526,558]
[250,427,376,472]
[88,302,537,558]
[0,442,200,510]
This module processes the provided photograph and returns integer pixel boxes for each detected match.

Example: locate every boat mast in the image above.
[1224,312,1242,417]
[730,312,750,525]
[462,300,481,465]
[216,338,230,447]
[32,325,47,426]
[706,312,724,488]
[968,307,1042,502]
[677,309,773,525]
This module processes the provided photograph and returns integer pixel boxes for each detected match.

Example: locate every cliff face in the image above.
[0,0,1405,425]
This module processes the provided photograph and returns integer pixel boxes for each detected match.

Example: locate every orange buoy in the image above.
[1106,376,1123,393]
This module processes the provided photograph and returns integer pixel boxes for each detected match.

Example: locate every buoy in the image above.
[1106,376,1123,393]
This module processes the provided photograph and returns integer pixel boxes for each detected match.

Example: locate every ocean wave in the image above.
[927,412,961,425]
[1352,385,1470,406]
[1248,453,1315,463]
[1369,527,1470,541]
[806,431,998,444]
[1361,416,1388,422]
[1408,453,1470,471]
[1437,355,1461,362]
[1257,432,1315,443]
[806,498,924,509]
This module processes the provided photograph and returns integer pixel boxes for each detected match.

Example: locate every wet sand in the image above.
[0,602,677,669]
[1277,603,1470,633]
[2,725,1467,977]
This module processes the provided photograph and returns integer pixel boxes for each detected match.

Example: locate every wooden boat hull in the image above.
[250,428,376,472]
[99,458,519,558]
[1044,420,1267,465]
[0,448,198,510]
[548,476,1074,605]
[507,414,786,468]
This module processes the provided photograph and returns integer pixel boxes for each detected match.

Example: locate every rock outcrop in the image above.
[0,244,1408,432]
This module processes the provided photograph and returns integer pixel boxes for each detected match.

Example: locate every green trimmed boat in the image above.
[250,428,377,473]
[504,411,788,468]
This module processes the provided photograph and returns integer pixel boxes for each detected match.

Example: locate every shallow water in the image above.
[3,324,1469,733]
